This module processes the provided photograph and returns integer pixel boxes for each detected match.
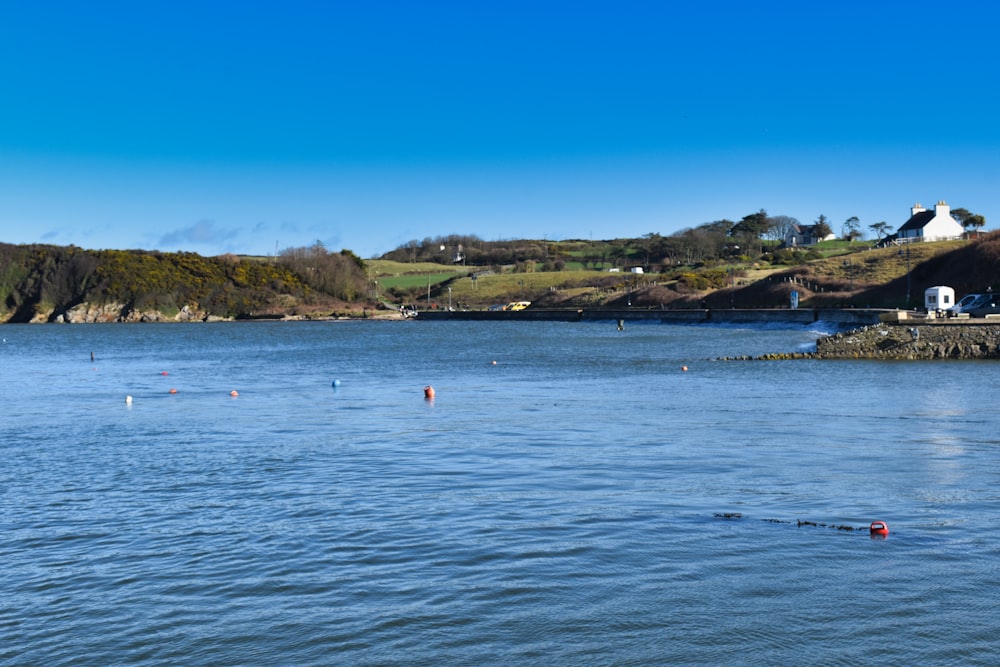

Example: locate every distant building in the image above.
[896,201,964,243]
[785,224,836,247]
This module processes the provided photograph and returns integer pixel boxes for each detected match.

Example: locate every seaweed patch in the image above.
[713,513,869,532]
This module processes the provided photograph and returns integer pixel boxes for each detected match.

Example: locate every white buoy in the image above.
[125,395,133,406]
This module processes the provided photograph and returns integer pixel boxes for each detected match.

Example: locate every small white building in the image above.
[897,201,964,243]
[924,286,955,312]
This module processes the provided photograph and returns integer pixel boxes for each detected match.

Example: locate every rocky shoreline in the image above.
[814,322,1000,359]
[46,302,224,324]
[22,302,408,323]
[719,321,1000,360]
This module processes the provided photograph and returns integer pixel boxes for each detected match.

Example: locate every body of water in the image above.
[3,320,999,665]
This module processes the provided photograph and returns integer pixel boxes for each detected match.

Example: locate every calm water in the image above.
[2,320,999,666]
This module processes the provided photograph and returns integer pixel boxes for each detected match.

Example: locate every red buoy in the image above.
[870,521,889,538]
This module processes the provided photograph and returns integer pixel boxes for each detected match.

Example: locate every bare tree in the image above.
[768,215,800,243]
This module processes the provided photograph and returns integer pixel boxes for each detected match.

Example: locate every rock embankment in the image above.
[717,322,1000,360]
[814,323,1000,360]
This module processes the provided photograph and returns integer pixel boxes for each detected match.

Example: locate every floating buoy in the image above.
[230,390,239,397]
[424,385,435,400]
[332,379,341,388]
[491,360,497,366]
[681,365,688,372]
[125,395,133,405]
[169,388,177,394]
[870,521,889,538]
[161,371,169,376]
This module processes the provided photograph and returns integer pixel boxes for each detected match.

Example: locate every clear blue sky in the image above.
[1,1,996,258]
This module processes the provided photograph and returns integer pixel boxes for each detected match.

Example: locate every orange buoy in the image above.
[870,521,889,537]
[169,388,177,394]
[230,390,239,397]
[424,385,435,400]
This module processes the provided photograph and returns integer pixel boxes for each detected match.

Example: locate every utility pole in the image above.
[899,246,911,307]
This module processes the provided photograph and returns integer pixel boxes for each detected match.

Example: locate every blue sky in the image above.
[1,1,997,258]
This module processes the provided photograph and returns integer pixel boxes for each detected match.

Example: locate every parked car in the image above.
[950,293,994,315]
[966,296,1000,318]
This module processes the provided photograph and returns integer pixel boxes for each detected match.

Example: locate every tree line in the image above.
[384,207,986,269]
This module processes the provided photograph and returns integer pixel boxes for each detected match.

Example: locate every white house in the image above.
[784,224,836,247]
[897,201,964,243]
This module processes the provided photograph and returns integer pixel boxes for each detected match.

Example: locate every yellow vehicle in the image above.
[504,301,531,311]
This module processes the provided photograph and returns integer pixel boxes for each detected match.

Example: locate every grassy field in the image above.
[807,240,963,284]
[442,271,599,306]
[367,259,466,294]
[377,272,464,291]
[367,259,464,275]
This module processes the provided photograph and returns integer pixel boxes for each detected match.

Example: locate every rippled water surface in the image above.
[3,320,1000,665]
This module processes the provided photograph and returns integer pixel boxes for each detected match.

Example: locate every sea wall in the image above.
[417,308,886,325]
[815,323,1000,360]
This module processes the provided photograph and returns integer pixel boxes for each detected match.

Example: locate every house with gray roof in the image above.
[784,224,836,247]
